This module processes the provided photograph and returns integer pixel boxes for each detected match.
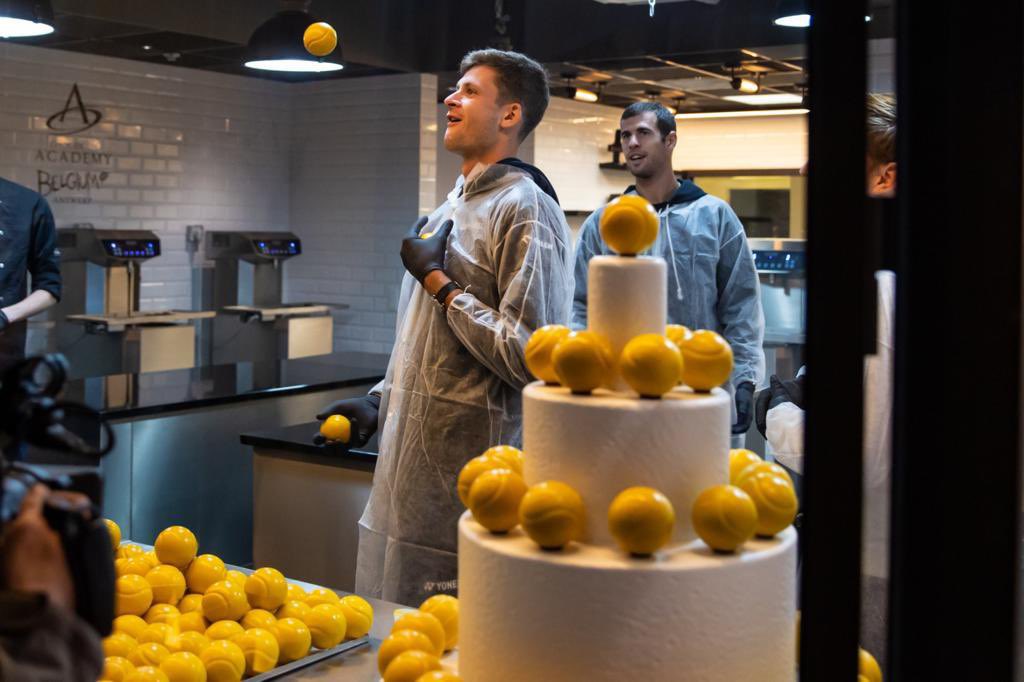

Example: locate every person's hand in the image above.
[400,217,454,284]
[0,309,10,332]
[1,485,75,611]
[732,381,756,435]
[755,375,806,438]
[314,394,381,448]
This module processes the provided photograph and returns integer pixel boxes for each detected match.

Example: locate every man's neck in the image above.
[633,170,680,205]
[461,139,520,178]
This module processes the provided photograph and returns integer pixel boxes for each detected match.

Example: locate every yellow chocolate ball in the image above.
[859,648,882,682]
[117,556,153,578]
[154,527,198,569]
[105,518,122,550]
[391,610,445,658]
[607,486,676,556]
[286,583,308,603]
[245,567,288,611]
[416,672,463,682]
[481,445,523,475]
[104,655,136,682]
[738,472,798,537]
[114,615,149,640]
[125,667,170,682]
[729,448,763,484]
[303,603,347,649]
[139,623,174,646]
[599,194,659,255]
[691,485,759,552]
[178,595,203,615]
[118,543,146,560]
[177,611,207,634]
[377,629,436,675]
[129,642,170,668]
[171,632,209,657]
[664,324,693,350]
[145,604,181,626]
[185,555,226,595]
[240,608,276,631]
[302,21,337,58]
[677,329,734,391]
[277,600,311,621]
[202,581,249,622]
[142,551,161,569]
[734,459,794,489]
[146,565,187,605]
[105,632,140,658]
[419,595,459,651]
[200,640,245,682]
[231,627,279,676]
[619,333,684,398]
[206,620,245,641]
[272,617,312,663]
[457,455,507,507]
[518,480,585,550]
[224,570,246,587]
[551,330,614,394]
[117,574,155,617]
[338,594,374,639]
[468,468,529,534]
[319,414,351,444]
[305,587,340,608]
[383,649,442,682]
[159,652,205,682]
[525,324,572,384]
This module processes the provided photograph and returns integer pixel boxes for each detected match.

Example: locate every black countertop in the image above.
[241,421,378,473]
[61,352,388,419]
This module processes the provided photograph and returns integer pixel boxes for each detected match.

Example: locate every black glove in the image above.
[400,217,454,284]
[313,394,381,448]
[0,310,9,332]
[754,374,806,439]
[732,381,756,435]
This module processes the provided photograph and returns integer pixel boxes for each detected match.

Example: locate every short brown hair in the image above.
[459,49,550,141]
[867,93,896,166]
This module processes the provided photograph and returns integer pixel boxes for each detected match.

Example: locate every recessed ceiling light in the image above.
[573,88,598,103]
[142,44,153,51]
[774,13,811,27]
[723,93,804,106]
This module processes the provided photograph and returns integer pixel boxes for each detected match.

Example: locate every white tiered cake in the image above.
[457,249,797,681]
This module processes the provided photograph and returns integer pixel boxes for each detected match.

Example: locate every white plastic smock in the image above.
[355,162,574,605]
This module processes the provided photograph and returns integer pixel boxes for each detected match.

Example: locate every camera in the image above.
[0,353,116,636]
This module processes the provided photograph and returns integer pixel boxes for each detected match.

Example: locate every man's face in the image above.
[620,111,676,179]
[443,66,515,157]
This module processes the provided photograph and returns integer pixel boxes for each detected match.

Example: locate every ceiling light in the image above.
[675,108,808,120]
[244,8,343,73]
[0,0,55,38]
[574,88,598,103]
[731,77,760,94]
[723,93,804,106]
[772,0,809,27]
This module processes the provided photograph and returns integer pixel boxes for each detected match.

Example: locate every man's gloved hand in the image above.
[400,217,454,284]
[754,374,806,438]
[732,381,756,435]
[313,394,381,448]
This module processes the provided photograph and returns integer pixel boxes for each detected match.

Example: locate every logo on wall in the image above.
[46,84,102,134]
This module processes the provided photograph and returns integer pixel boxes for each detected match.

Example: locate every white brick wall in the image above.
[0,42,292,312]
[286,73,437,354]
[0,43,436,355]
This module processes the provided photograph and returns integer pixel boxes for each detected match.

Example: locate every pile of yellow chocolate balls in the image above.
[100,523,373,682]
[376,597,462,681]
[526,323,733,398]
[690,449,799,553]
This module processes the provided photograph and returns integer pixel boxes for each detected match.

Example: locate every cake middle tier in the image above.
[523,382,730,546]
[587,254,667,391]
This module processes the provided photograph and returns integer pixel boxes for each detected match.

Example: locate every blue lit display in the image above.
[753,250,805,273]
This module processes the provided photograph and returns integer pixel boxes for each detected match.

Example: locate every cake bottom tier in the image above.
[458,513,797,682]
